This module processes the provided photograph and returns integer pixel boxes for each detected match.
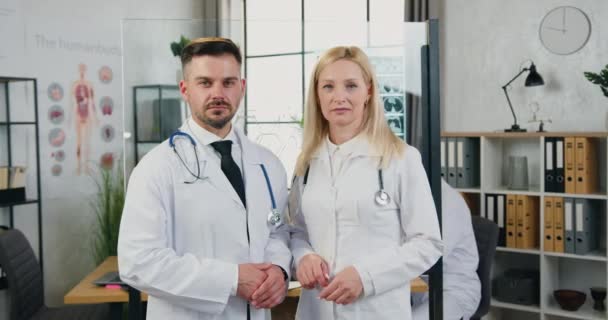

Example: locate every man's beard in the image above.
[196,101,235,129]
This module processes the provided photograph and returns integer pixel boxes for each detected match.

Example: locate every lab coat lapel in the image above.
[180,123,244,209]
[307,143,337,263]
[237,128,264,210]
[237,129,269,253]
[204,153,245,208]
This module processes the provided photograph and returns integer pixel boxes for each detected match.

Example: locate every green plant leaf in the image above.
[585,72,602,85]
[171,42,181,57]
[180,35,190,46]
[600,69,608,86]
[290,115,304,128]
[584,65,608,98]
[90,157,125,265]
[170,35,191,57]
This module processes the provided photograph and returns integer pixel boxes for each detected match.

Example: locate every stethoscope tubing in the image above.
[169,130,282,227]
[302,165,391,206]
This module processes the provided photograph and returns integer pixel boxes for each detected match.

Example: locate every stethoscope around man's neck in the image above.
[301,164,391,206]
[168,128,282,228]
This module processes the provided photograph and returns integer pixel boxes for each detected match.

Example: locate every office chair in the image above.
[470,216,499,320]
[0,228,109,320]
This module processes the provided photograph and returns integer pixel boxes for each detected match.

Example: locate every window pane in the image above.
[303,52,320,108]
[304,0,367,52]
[305,0,366,21]
[305,20,367,53]
[368,0,405,48]
[370,0,403,22]
[246,0,302,55]
[248,123,302,182]
[246,55,302,122]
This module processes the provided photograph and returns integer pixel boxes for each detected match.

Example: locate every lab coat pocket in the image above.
[358,194,399,226]
[335,200,360,226]
[371,205,400,226]
[174,183,195,204]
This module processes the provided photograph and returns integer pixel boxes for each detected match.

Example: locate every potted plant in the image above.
[171,35,190,57]
[584,64,608,98]
[90,158,125,265]
[170,35,190,83]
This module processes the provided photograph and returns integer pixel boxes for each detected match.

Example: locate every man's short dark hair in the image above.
[180,37,242,68]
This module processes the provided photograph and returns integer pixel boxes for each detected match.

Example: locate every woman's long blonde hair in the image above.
[294,46,406,176]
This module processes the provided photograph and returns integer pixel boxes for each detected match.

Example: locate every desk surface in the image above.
[64,256,147,304]
[65,256,428,304]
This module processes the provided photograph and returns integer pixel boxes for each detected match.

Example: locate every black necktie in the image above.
[210,140,246,207]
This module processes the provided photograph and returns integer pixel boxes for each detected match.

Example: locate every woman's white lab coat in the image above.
[117,124,291,320]
[289,138,443,320]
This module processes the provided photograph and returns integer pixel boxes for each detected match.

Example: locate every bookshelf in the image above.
[0,76,43,275]
[442,132,608,320]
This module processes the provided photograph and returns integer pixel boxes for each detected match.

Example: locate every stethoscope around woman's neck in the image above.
[301,164,391,206]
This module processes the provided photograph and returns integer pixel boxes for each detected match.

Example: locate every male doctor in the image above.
[118,37,292,320]
[411,179,481,320]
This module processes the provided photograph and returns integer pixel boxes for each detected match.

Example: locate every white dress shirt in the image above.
[187,117,243,177]
[326,135,363,182]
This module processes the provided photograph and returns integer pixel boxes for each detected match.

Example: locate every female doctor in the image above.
[289,46,443,320]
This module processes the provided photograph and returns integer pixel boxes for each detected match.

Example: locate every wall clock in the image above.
[539,6,591,55]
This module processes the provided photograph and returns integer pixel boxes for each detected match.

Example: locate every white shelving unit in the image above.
[444,132,608,320]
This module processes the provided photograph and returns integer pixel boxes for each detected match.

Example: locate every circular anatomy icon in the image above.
[51,164,62,176]
[100,152,114,170]
[48,105,65,124]
[100,96,114,116]
[101,124,115,142]
[48,128,66,147]
[98,65,113,83]
[51,150,65,162]
[47,82,64,101]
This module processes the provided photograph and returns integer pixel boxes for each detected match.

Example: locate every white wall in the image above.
[0,0,209,316]
[442,0,608,132]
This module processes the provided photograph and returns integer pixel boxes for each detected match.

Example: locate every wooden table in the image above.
[65,256,428,319]
[64,256,146,320]
[64,256,148,305]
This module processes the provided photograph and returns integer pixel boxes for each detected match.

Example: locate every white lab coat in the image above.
[289,137,443,320]
[117,124,291,320]
[411,180,481,320]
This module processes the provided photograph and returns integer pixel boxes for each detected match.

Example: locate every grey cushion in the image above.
[0,229,44,320]
[0,229,109,320]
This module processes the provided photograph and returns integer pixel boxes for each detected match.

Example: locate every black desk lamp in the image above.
[502,62,544,132]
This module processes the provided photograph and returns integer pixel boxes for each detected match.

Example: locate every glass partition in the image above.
[244,19,429,182]
[121,19,431,180]
[121,19,242,175]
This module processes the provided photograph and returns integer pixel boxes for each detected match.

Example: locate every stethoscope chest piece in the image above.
[268,209,282,227]
[375,190,390,206]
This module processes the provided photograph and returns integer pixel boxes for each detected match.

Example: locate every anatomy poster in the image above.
[26,20,123,198]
